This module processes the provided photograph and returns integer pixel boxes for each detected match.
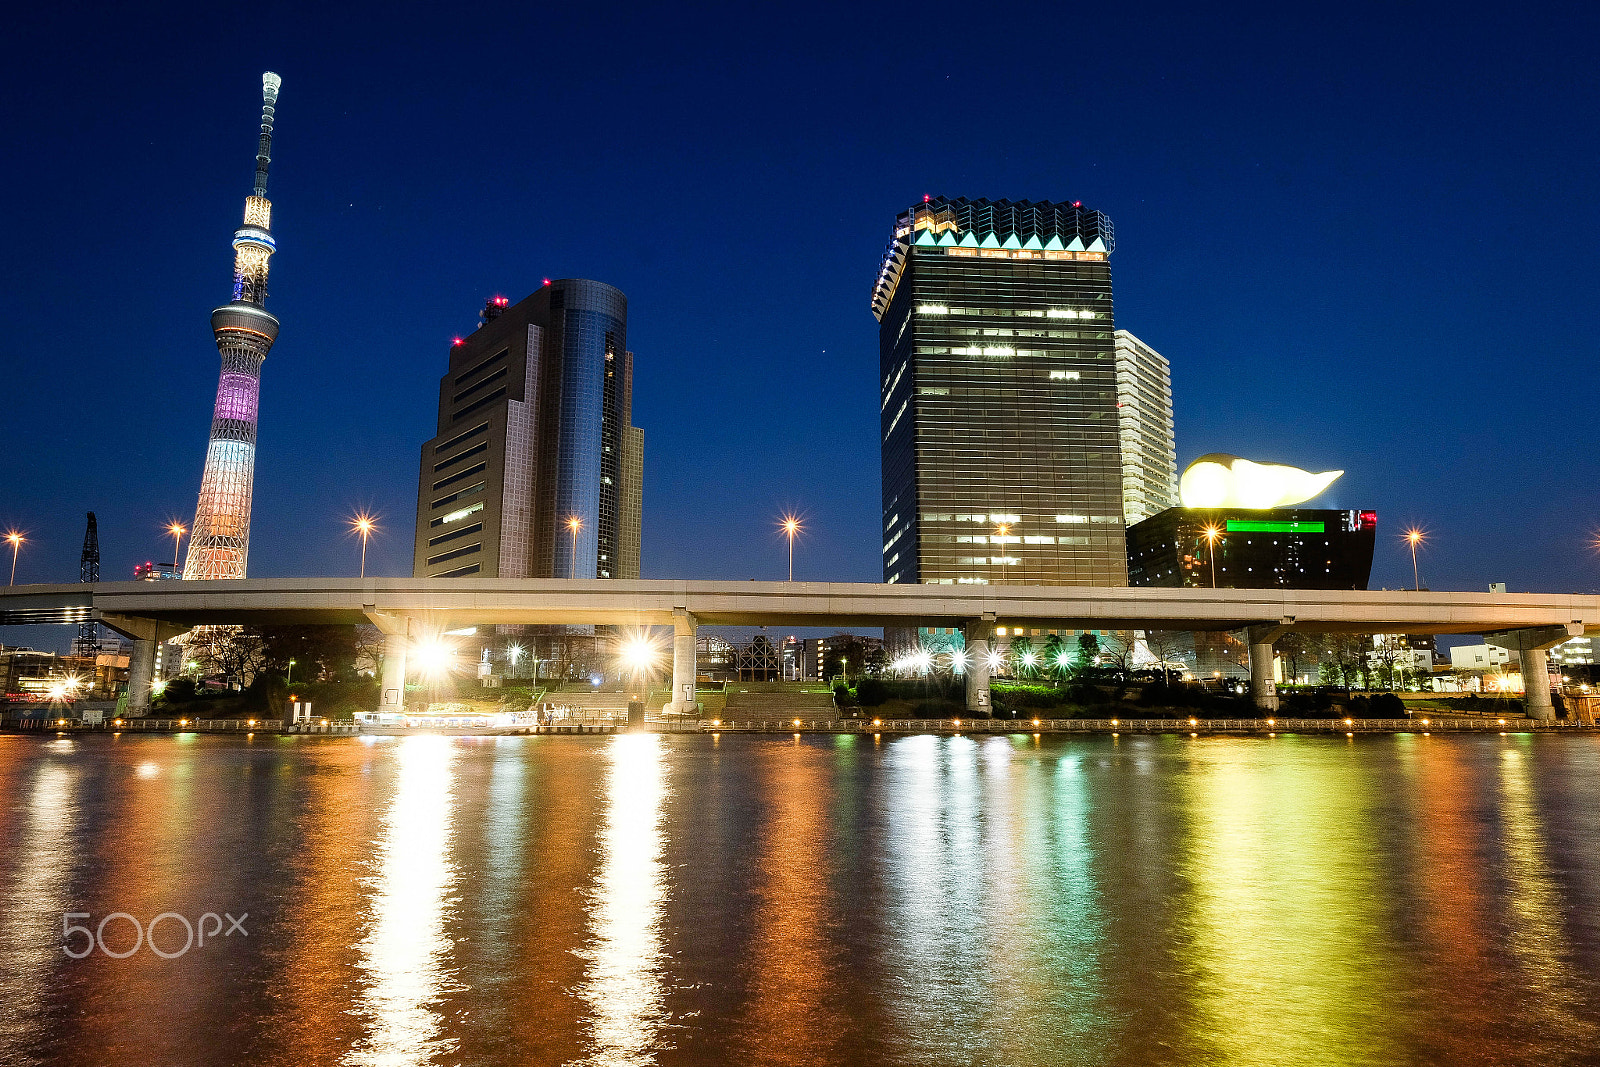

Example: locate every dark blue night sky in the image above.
[4,2,1597,626]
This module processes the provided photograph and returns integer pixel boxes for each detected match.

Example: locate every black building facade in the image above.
[1126,507,1377,590]
[873,197,1127,587]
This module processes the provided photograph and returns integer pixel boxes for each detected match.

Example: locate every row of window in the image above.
[917,305,1102,319]
[431,461,486,493]
[430,480,485,512]
[427,542,481,567]
[917,513,1121,524]
[429,500,484,528]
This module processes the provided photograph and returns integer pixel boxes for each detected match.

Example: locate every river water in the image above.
[1,731,1598,1066]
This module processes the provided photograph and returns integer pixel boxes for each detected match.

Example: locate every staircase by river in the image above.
[720,690,838,721]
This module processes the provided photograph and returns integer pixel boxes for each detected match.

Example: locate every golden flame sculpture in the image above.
[1178,453,1342,509]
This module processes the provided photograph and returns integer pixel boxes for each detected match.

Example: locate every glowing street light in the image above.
[413,639,457,679]
[1404,527,1426,591]
[349,512,379,578]
[779,514,804,581]
[617,632,661,677]
[1200,524,1223,589]
[286,659,296,684]
[506,643,525,678]
[566,516,583,580]
[167,522,187,569]
[5,530,25,586]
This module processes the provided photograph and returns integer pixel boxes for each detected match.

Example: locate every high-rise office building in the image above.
[185,72,283,581]
[1114,330,1178,525]
[872,196,1126,586]
[413,281,643,580]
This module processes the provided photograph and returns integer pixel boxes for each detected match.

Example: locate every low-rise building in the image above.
[1449,644,1514,672]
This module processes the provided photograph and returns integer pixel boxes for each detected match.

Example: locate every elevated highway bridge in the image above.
[3,578,1593,719]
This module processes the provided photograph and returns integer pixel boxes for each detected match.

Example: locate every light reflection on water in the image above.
[572,733,670,1067]
[1182,738,1403,1067]
[1495,743,1595,1049]
[1,732,1599,1067]
[0,760,78,1051]
[346,735,461,1067]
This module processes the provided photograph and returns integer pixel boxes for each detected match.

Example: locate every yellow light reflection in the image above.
[1181,739,1401,1062]
[576,733,669,1063]
[0,765,78,1029]
[1495,746,1591,1041]
[347,735,459,1065]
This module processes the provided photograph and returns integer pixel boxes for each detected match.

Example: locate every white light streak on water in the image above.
[345,735,459,1067]
[571,733,669,1067]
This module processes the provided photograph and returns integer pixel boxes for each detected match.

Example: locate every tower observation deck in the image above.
[183,72,282,581]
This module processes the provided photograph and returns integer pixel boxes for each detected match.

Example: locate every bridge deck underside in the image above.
[0,579,1593,637]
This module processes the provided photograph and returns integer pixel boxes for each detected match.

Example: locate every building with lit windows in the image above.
[1125,508,1377,589]
[873,196,1127,586]
[1114,330,1178,524]
[413,282,644,580]
[1550,635,1600,667]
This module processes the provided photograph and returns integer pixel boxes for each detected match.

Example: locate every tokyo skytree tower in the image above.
[183,72,282,580]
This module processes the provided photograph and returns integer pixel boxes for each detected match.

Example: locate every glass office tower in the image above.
[413,280,643,580]
[873,197,1127,586]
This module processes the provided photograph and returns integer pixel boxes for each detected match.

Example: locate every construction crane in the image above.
[74,512,100,657]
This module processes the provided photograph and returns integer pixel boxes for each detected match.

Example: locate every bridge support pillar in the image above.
[127,638,155,717]
[379,632,408,716]
[1247,622,1292,714]
[964,615,995,716]
[1522,647,1554,721]
[99,614,189,717]
[668,611,698,717]
[1486,623,1582,722]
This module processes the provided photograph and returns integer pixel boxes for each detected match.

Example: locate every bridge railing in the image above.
[1,718,284,731]
[675,716,1554,734]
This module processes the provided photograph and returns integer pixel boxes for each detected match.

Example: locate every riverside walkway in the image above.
[5,715,1569,736]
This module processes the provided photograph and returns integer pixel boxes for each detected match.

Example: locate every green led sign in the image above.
[1224,519,1325,533]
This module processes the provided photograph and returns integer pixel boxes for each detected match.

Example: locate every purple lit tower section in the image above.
[184,72,282,581]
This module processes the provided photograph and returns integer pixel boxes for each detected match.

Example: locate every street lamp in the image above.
[1201,524,1223,589]
[286,659,296,684]
[5,530,24,586]
[779,514,803,581]
[506,643,524,679]
[167,522,187,569]
[1404,528,1426,591]
[566,516,583,580]
[349,512,378,578]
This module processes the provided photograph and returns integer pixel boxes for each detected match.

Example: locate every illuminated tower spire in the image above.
[184,72,281,580]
